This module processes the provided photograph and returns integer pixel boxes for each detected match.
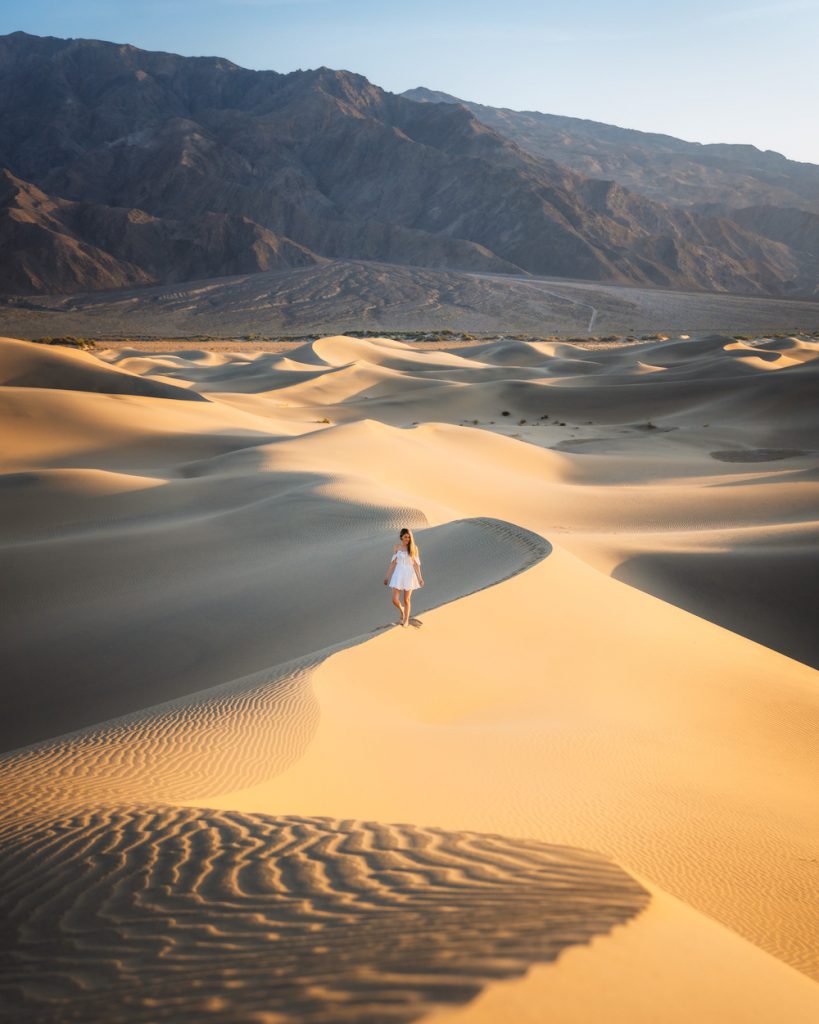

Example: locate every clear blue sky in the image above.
[3,0,818,164]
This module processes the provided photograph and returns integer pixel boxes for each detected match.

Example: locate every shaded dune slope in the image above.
[613,533,819,669]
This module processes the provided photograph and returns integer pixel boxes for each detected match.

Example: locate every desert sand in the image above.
[1,332,817,1022]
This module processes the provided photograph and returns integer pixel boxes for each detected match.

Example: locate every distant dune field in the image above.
[1,332,817,1022]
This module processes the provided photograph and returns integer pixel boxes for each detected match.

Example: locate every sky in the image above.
[2,0,818,164]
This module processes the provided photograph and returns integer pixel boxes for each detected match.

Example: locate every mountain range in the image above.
[402,87,819,214]
[1,31,817,299]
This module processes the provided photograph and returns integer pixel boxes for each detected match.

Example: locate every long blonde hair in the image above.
[400,527,419,561]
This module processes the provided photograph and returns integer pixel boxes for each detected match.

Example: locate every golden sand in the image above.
[1,333,817,1021]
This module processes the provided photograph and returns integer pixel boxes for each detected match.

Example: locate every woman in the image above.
[384,527,424,627]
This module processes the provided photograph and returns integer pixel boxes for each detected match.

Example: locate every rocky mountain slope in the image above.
[0,31,815,297]
[0,169,321,293]
[402,87,819,213]
[403,87,819,296]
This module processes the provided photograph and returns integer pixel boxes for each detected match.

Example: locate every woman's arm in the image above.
[413,557,424,587]
[384,547,398,585]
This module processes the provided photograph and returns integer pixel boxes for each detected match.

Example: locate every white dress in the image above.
[389,548,421,590]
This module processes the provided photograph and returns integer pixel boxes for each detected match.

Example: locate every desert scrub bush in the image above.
[32,336,95,350]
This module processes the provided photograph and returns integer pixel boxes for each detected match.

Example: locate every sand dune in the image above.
[1,506,547,750]
[205,549,818,977]
[1,511,548,763]
[0,335,205,401]
[1,332,817,1020]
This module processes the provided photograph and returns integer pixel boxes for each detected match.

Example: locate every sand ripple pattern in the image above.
[0,810,650,1023]
[0,655,321,821]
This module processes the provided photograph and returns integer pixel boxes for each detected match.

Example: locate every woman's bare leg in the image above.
[402,591,411,626]
[391,588,403,622]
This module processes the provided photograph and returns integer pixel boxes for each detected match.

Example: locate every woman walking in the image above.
[384,528,424,627]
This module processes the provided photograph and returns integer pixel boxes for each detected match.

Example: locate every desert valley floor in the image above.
[0,332,817,1022]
